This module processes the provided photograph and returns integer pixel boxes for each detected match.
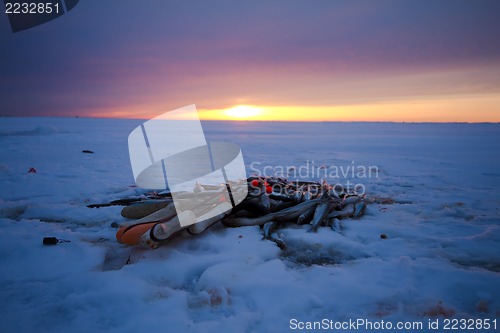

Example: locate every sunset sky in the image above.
[1,0,499,122]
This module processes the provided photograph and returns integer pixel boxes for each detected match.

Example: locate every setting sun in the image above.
[225,105,263,119]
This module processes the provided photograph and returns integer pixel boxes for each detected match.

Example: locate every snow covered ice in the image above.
[0,117,499,333]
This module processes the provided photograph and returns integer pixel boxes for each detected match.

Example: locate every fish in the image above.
[269,232,286,249]
[263,221,278,239]
[270,200,297,212]
[263,221,286,248]
[174,189,224,200]
[269,192,297,202]
[293,190,304,203]
[193,182,205,193]
[188,213,227,235]
[200,184,224,191]
[233,197,271,217]
[222,199,327,227]
[329,189,340,199]
[340,194,364,208]
[260,191,271,210]
[173,191,233,219]
[307,202,332,232]
[117,201,178,227]
[120,199,173,219]
[297,205,315,225]
[353,200,367,218]
[139,210,195,248]
[303,191,313,201]
[117,206,199,246]
[88,196,154,208]
[327,217,342,232]
[328,204,355,219]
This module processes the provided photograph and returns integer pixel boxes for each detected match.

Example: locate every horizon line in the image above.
[1,114,499,124]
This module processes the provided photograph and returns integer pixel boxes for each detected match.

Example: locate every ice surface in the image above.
[0,117,499,332]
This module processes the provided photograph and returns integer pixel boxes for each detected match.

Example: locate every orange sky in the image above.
[88,66,500,122]
[198,95,500,122]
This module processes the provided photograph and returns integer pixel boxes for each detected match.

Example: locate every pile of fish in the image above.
[95,177,367,249]
[226,177,367,249]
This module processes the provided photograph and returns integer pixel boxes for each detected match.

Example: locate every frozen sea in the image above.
[0,117,499,333]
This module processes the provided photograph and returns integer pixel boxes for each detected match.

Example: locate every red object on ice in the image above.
[251,179,259,187]
[28,167,37,173]
[218,195,227,203]
[265,185,273,194]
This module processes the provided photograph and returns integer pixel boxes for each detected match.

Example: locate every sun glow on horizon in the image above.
[224,105,263,119]
[196,94,500,123]
[83,93,500,123]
